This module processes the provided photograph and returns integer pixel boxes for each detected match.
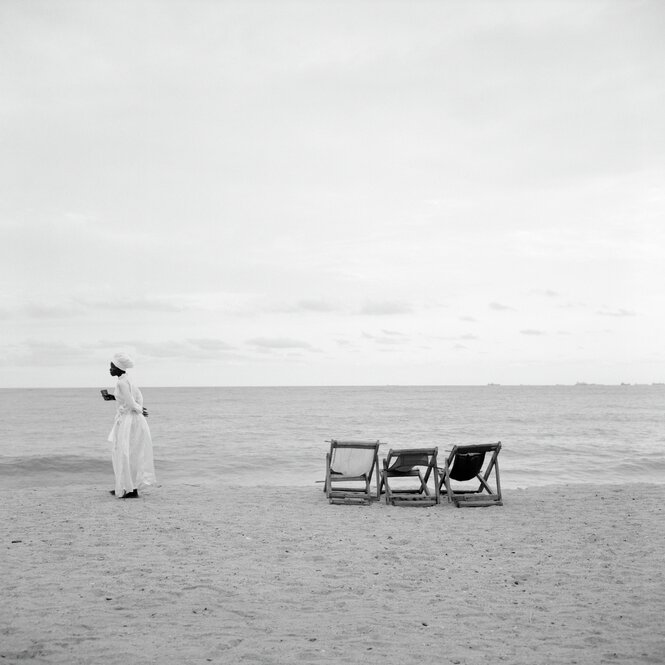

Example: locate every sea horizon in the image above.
[2,381,664,390]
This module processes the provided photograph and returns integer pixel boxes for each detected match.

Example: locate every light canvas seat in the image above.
[380,447,440,506]
[439,442,502,507]
[324,440,381,504]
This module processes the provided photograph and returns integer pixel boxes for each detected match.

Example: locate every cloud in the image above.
[520,329,546,336]
[459,315,477,322]
[489,302,515,312]
[362,331,410,346]
[275,298,340,314]
[80,297,187,313]
[22,303,84,319]
[186,338,235,352]
[431,333,478,342]
[381,329,406,337]
[558,301,588,310]
[375,338,408,346]
[0,341,98,366]
[597,308,636,318]
[296,299,339,312]
[2,296,190,320]
[358,301,413,315]
[99,339,236,361]
[246,337,316,351]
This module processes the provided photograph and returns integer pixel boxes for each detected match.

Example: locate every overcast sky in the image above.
[2,0,664,387]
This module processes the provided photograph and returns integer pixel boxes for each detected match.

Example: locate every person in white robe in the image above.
[106,353,156,499]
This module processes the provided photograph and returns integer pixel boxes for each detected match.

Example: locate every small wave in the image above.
[613,456,665,476]
[0,454,109,476]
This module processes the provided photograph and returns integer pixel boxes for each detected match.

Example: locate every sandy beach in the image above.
[2,482,664,664]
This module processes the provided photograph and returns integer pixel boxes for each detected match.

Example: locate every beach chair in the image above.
[439,442,502,507]
[380,447,440,506]
[324,440,381,505]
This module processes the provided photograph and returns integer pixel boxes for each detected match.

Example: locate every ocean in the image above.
[0,385,663,491]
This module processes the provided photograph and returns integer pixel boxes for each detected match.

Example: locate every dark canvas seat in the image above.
[324,440,381,504]
[380,447,440,506]
[439,442,502,507]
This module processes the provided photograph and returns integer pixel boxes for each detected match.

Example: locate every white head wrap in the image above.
[112,353,134,370]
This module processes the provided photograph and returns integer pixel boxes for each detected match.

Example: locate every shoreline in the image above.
[3,482,664,664]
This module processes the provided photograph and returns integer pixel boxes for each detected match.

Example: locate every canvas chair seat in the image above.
[329,445,377,477]
[325,440,381,504]
[388,451,432,474]
[439,442,502,507]
[448,451,486,482]
[380,447,440,506]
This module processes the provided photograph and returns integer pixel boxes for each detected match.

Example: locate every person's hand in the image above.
[142,407,149,417]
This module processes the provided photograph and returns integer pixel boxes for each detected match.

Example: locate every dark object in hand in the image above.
[101,389,115,401]
[142,408,149,417]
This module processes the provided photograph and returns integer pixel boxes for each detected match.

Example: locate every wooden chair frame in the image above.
[439,442,502,507]
[324,440,381,505]
[380,447,440,506]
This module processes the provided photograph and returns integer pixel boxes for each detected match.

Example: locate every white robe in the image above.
[107,374,156,497]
